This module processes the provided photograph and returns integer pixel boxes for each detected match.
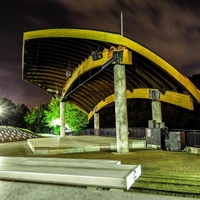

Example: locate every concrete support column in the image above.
[94,113,100,136]
[60,101,65,137]
[114,64,129,153]
[151,100,162,123]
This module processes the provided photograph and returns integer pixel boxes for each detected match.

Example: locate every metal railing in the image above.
[185,130,200,147]
[68,127,145,140]
[171,129,200,147]
[70,128,200,148]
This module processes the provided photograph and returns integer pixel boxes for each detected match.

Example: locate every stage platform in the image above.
[27,136,146,155]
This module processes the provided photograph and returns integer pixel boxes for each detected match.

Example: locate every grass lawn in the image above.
[1,140,200,177]
[51,148,200,177]
[56,148,200,194]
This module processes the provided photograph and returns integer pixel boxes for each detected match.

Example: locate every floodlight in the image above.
[91,50,103,61]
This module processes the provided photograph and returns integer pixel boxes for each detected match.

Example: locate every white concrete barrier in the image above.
[0,157,141,190]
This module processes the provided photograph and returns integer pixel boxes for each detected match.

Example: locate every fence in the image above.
[185,130,200,147]
[68,127,145,140]
[70,128,200,147]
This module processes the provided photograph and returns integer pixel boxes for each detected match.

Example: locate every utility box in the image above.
[146,128,161,146]
[169,131,185,151]
[145,128,166,149]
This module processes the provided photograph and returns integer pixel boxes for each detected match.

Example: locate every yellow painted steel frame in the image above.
[24,29,200,103]
[24,29,200,117]
[88,89,194,120]
[61,47,132,96]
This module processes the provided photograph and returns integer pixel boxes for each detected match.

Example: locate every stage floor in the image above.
[27,136,146,155]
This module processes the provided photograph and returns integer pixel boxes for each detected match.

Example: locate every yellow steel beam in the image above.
[24,29,200,103]
[88,88,194,120]
[61,47,132,97]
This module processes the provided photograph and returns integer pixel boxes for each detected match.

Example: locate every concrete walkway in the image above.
[0,181,194,200]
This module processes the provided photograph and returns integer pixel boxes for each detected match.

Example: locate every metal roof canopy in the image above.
[22,29,200,115]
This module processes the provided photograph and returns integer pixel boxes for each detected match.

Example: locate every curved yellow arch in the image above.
[88,88,194,120]
[24,28,200,116]
[61,48,132,95]
[24,28,200,103]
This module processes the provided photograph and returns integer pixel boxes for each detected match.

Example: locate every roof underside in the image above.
[22,29,200,113]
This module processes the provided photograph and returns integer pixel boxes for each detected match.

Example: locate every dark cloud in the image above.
[0,0,69,107]
[0,0,200,108]
[182,61,200,76]
[173,0,200,10]
[119,0,200,74]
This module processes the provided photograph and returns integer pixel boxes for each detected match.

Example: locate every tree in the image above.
[44,97,60,127]
[44,97,60,134]
[24,104,49,133]
[13,104,29,127]
[44,97,88,133]
[65,103,89,131]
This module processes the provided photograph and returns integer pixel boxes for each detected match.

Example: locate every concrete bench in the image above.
[0,157,141,190]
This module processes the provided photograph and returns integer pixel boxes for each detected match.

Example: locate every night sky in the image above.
[1,0,200,108]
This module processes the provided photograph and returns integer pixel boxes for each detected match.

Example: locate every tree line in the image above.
[24,98,89,134]
[0,97,88,134]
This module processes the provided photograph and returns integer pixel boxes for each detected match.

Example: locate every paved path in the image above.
[0,181,195,200]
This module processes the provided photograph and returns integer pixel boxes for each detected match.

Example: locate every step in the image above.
[0,157,141,190]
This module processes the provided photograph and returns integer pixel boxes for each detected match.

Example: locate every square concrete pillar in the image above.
[149,90,162,123]
[60,101,65,137]
[151,100,162,123]
[94,113,100,136]
[114,64,129,153]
